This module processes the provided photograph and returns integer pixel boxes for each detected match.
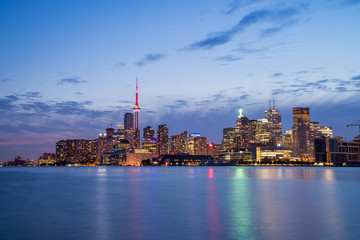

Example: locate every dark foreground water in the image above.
[1,167,360,240]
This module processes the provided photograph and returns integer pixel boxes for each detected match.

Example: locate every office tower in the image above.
[222,127,235,151]
[265,99,282,146]
[133,78,141,148]
[157,124,169,154]
[124,112,135,147]
[171,131,188,153]
[292,107,310,160]
[283,130,293,148]
[143,126,155,139]
[255,119,272,146]
[56,139,97,165]
[142,138,158,153]
[117,125,125,140]
[188,133,200,155]
[193,136,207,155]
[234,109,253,148]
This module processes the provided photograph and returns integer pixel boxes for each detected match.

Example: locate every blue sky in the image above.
[1,0,360,161]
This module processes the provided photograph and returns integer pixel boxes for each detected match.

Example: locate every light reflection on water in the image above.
[1,167,359,240]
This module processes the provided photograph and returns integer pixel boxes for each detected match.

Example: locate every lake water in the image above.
[1,166,359,240]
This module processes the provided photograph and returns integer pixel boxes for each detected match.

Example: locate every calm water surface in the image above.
[1,166,360,240]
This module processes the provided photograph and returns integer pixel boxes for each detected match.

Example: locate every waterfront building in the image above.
[234,109,253,148]
[254,118,272,146]
[157,124,169,155]
[292,107,310,160]
[193,136,207,155]
[265,100,282,146]
[222,127,235,151]
[124,112,135,147]
[170,131,188,153]
[283,130,293,148]
[143,126,155,139]
[142,137,158,153]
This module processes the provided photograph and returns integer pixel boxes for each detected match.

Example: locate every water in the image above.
[1,166,360,240]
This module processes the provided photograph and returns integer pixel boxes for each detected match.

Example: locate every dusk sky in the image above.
[1,0,360,161]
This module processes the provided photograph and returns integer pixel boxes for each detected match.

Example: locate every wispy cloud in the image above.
[135,53,166,67]
[215,55,242,62]
[114,62,126,68]
[1,78,12,82]
[224,0,262,15]
[187,7,300,50]
[273,72,283,77]
[351,75,360,80]
[57,77,88,85]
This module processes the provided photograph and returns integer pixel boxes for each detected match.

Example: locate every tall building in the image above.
[193,136,207,155]
[234,109,253,148]
[143,126,155,139]
[254,119,271,146]
[133,78,141,148]
[117,125,125,140]
[222,127,235,151]
[292,107,310,160]
[265,100,282,146]
[171,131,188,153]
[124,112,135,147]
[142,126,156,153]
[283,129,293,148]
[188,133,201,155]
[157,124,169,155]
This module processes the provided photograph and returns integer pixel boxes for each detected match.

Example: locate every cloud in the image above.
[187,7,299,50]
[135,53,166,67]
[351,75,360,80]
[261,19,298,37]
[57,77,88,85]
[1,79,12,82]
[18,92,42,98]
[273,72,283,77]
[224,0,262,15]
[114,62,126,68]
[215,55,242,62]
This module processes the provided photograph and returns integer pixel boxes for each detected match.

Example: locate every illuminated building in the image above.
[283,129,293,148]
[170,131,188,153]
[124,112,135,147]
[265,100,282,146]
[254,118,272,146]
[133,78,141,148]
[234,109,253,148]
[222,127,235,151]
[292,107,310,160]
[188,133,201,154]
[193,136,207,155]
[38,153,56,166]
[157,124,169,154]
[142,138,157,153]
[143,126,155,139]
[315,136,360,164]
[117,125,125,140]
[56,139,97,165]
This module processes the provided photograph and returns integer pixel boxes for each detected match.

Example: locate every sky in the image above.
[1,0,360,161]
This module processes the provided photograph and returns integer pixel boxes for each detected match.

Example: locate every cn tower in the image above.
[133,77,141,131]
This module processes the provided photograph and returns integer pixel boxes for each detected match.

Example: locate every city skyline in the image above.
[1,0,360,161]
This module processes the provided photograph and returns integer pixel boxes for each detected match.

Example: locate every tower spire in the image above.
[133,77,141,131]
[273,98,275,109]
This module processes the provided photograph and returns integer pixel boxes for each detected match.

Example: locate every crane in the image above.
[346,120,360,135]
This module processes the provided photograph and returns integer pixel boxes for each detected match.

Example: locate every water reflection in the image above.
[206,168,220,239]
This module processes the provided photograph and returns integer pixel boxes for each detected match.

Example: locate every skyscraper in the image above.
[292,107,310,160]
[124,112,135,147]
[133,78,141,148]
[265,99,282,147]
[143,126,155,139]
[222,127,235,151]
[157,124,169,155]
[234,109,253,148]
